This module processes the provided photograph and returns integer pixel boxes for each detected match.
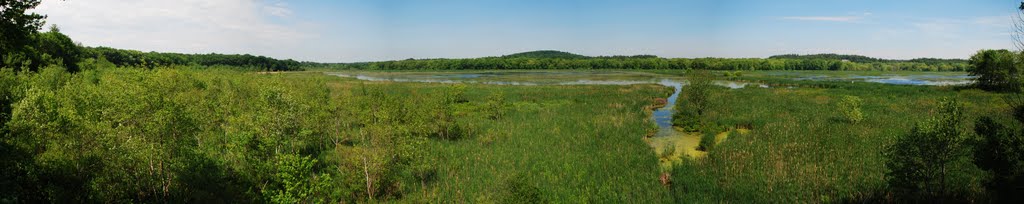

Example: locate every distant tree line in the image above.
[770,53,967,64]
[322,52,969,71]
[81,47,303,71]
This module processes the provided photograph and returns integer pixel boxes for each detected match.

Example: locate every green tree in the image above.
[884,98,972,200]
[674,69,714,131]
[0,0,45,63]
[34,26,82,72]
[968,49,1019,92]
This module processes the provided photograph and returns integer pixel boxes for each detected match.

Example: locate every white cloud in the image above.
[33,0,316,60]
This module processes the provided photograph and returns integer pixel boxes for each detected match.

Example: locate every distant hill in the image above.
[501,50,590,59]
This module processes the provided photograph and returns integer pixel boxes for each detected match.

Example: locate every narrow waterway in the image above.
[652,80,682,137]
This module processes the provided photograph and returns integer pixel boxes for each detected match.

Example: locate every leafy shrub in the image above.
[837,95,864,123]
[485,91,506,120]
[884,98,974,201]
[500,176,547,204]
[697,124,724,151]
[698,132,717,151]
[263,154,334,204]
[972,116,1024,202]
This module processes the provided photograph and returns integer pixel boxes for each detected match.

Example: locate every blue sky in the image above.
[35,0,1019,62]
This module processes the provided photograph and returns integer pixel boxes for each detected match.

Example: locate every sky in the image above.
[33,0,1021,62]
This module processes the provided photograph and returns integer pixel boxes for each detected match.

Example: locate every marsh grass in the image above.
[671,79,1006,202]
[422,84,673,203]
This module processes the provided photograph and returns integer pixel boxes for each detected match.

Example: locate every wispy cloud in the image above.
[781,12,872,23]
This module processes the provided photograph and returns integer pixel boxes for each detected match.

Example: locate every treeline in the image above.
[769,53,968,64]
[81,47,303,71]
[324,52,969,71]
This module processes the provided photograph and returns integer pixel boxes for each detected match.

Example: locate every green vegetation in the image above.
[5,0,1024,202]
[674,70,716,132]
[837,95,864,123]
[969,49,1020,92]
[669,80,1006,202]
[885,98,975,201]
[81,47,304,71]
[326,51,968,71]
[0,66,673,202]
[501,50,590,59]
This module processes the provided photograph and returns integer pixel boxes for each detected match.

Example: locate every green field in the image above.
[6,1,1024,202]
[5,67,1020,202]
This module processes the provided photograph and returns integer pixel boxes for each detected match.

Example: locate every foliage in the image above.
[0,0,45,60]
[502,50,588,59]
[697,128,719,152]
[264,154,333,204]
[972,116,1024,202]
[484,91,506,120]
[670,77,1002,202]
[499,176,548,204]
[0,67,671,202]
[322,51,969,71]
[81,47,303,71]
[722,70,742,79]
[837,95,864,123]
[969,49,1020,92]
[674,69,715,131]
[884,98,976,201]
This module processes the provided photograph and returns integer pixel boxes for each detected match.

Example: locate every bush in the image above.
[500,176,547,204]
[968,49,1020,92]
[884,98,973,201]
[485,91,506,120]
[972,116,1024,202]
[263,154,334,204]
[697,124,724,151]
[698,132,717,151]
[837,95,864,123]
[674,69,715,131]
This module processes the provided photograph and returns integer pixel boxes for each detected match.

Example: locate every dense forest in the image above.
[324,51,970,71]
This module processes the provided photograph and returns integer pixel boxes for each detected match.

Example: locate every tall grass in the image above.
[671,81,1005,202]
